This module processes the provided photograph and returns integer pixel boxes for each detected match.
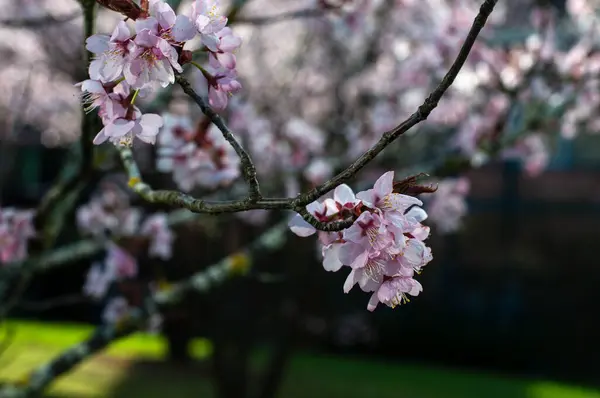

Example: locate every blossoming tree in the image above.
[0,0,597,396]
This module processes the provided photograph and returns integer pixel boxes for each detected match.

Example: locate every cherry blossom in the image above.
[190,0,228,51]
[0,207,34,264]
[146,0,197,44]
[141,213,174,260]
[105,243,138,279]
[195,57,242,110]
[83,244,138,300]
[170,124,241,191]
[425,177,470,234]
[367,276,423,311]
[83,263,114,300]
[102,296,130,324]
[289,171,433,311]
[124,28,181,89]
[208,27,242,70]
[87,21,133,83]
[93,107,164,146]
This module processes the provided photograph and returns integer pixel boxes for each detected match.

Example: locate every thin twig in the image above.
[0,220,290,398]
[295,0,499,205]
[175,75,262,201]
[120,0,497,231]
[0,320,140,398]
[33,0,99,250]
[0,209,202,279]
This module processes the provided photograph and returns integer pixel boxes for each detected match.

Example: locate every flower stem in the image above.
[190,61,207,74]
[130,89,140,106]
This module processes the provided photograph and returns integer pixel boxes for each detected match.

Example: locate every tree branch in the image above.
[0,317,142,398]
[0,220,290,398]
[33,0,100,250]
[294,0,499,205]
[120,0,497,231]
[0,209,201,279]
[175,75,262,201]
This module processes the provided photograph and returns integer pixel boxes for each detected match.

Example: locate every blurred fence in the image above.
[372,161,600,384]
[4,141,600,384]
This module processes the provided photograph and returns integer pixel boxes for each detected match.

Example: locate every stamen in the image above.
[381,194,401,211]
[365,227,378,245]
[80,92,101,114]
[364,258,384,282]
[390,292,410,308]
[117,135,134,147]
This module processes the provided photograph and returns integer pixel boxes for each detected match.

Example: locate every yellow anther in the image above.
[119,136,134,147]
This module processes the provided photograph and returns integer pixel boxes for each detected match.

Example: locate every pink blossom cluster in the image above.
[317,0,600,182]
[289,171,432,311]
[0,206,35,265]
[77,181,141,237]
[193,28,243,110]
[83,237,165,330]
[77,182,174,260]
[81,0,243,146]
[102,296,130,324]
[425,177,470,234]
[156,113,240,191]
[83,243,138,300]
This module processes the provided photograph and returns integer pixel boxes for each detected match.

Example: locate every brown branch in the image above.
[33,0,100,250]
[175,75,262,201]
[0,220,290,398]
[119,0,498,231]
[295,0,499,205]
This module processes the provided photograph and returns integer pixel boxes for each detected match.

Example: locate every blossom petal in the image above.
[355,189,376,207]
[109,119,135,137]
[322,244,343,272]
[86,34,109,54]
[135,29,159,47]
[81,80,105,94]
[88,59,104,81]
[406,206,428,222]
[208,87,228,110]
[111,20,132,42]
[172,15,197,42]
[201,32,220,52]
[93,127,110,144]
[155,2,176,29]
[374,171,394,197]
[100,56,125,82]
[334,184,356,205]
[139,113,164,137]
[158,38,182,72]
[135,18,159,35]
[343,269,359,293]
[366,292,380,311]
[288,214,316,237]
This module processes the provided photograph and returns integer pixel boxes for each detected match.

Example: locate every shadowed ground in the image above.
[0,320,598,398]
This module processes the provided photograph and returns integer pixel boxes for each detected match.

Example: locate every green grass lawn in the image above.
[0,320,599,398]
